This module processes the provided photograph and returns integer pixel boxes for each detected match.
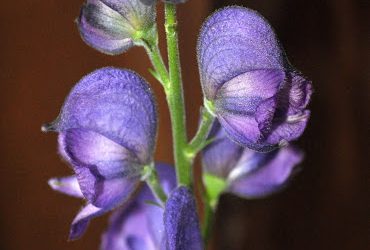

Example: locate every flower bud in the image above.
[198,7,313,152]
[78,0,157,55]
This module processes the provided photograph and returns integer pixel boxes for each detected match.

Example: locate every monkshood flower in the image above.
[197,7,313,152]
[78,0,157,55]
[202,122,303,200]
[43,67,157,239]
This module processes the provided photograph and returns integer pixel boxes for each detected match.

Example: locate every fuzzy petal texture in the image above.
[48,176,84,198]
[51,68,157,164]
[78,0,156,55]
[164,187,203,250]
[197,6,285,100]
[101,163,176,250]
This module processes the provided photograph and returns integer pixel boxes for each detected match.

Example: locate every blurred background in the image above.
[0,0,368,249]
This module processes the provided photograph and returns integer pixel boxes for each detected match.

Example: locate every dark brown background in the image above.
[0,0,368,249]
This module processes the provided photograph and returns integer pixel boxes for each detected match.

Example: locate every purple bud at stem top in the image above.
[78,0,157,55]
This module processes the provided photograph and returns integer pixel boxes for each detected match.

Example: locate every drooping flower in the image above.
[197,7,313,152]
[202,122,303,200]
[77,0,157,55]
[43,67,157,239]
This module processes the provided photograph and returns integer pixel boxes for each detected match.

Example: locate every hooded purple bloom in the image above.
[202,122,303,199]
[78,0,156,55]
[43,67,157,239]
[197,7,313,152]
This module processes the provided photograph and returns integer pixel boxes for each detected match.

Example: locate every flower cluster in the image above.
[43,1,312,249]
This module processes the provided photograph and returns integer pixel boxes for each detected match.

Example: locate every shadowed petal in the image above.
[70,203,106,240]
[60,128,141,208]
[164,187,203,250]
[101,202,160,250]
[228,146,303,198]
[48,176,84,198]
[202,122,243,178]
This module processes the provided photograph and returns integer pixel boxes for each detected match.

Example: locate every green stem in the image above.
[202,189,215,244]
[164,3,190,187]
[187,108,214,159]
[143,165,167,205]
[143,42,170,90]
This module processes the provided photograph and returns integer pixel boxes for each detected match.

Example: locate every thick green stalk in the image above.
[164,3,190,187]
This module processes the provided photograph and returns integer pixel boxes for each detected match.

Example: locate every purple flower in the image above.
[43,67,157,239]
[197,7,313,152]
[202,122,303,199]
[77,0,156,55]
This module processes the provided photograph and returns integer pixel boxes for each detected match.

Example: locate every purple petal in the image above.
[202,121,243,178]
[70,203,106,240]
[266,110,311,145]
[214,69,284,151]
[101,202,161,250]
[48,176,83,198]
[164,187,203,250]
[197,7,285,99]
[77,0,156,55]
[155,163,177,195]
[49,67,157,164]
[59,128,141,208]
[287,72,313,114]
[228,146,303,198]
